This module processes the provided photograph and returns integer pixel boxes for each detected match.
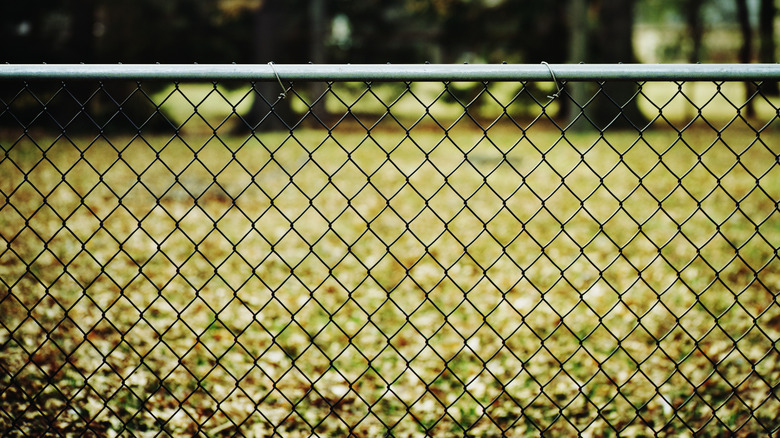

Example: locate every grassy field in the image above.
[2,83,780,436]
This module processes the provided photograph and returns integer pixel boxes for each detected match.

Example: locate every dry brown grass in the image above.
[2,116,780,436]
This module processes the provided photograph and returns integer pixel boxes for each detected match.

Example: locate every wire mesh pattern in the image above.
[1,67,780,436]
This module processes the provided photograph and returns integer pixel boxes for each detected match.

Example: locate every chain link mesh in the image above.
[1,71,780,436]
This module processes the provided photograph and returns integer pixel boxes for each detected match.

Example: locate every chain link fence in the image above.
[1,64,780,436]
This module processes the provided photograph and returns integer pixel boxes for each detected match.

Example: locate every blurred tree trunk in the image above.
[309,0,326,65]
[759,0,779,95]
[682,0,704,123]
[587,0,647,130]
[736,0,755,116]
[686,0,704,63]
[61,0,97,132]
[567,0,587,66]
[246,0,295,131]
[736,0,752,64]
[593,0,636,67]
[308,0,329,124]
[68,0,95,62]
[564,0,589,130]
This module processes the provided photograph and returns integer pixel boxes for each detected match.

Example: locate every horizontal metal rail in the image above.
[1,63,780,82]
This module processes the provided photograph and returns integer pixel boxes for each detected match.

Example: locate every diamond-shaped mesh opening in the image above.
[2,72,780,436]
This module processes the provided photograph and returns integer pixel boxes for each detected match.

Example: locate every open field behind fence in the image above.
[1,65,780,436]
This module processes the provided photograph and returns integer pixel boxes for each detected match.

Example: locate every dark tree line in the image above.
[1,0,776,132]
[3,1,775,66]
[2,0,255,64]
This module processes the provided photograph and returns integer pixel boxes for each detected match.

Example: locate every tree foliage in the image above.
[1,0,776,132]
[2,0,773,65]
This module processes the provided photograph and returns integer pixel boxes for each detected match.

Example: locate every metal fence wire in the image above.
[1,64,780,436]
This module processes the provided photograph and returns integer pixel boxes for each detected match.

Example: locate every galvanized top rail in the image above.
[1,63,780,82]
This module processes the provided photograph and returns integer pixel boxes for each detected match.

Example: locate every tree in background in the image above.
[2,0,778,132]
[686,0,705,62]
[734,0,778,114]
[736,0,752,65]
[426,0,569,64]
[242,0,327,130]
[3,1,777,66]
[734,0,755,116]
[759,0,779,94]
[246,0,294,131]
[1,0,256,133]
[759,0,777,65]
[563,0,589,129]
[586,0,648,130]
